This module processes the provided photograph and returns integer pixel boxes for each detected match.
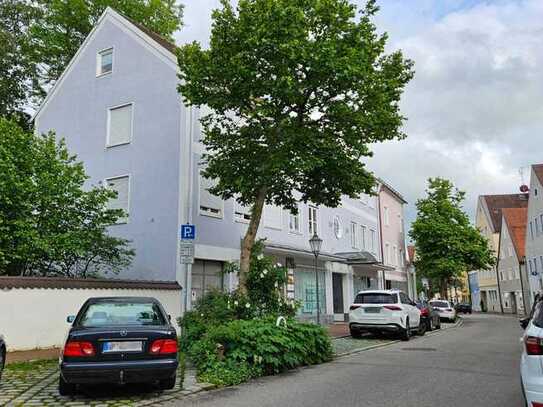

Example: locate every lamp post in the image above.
[309,233,323,325]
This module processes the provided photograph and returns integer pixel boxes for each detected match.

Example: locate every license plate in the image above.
[103,341,142,353]
[365,307,381,313]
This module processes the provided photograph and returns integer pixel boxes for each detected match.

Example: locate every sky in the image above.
[174,0,542,229]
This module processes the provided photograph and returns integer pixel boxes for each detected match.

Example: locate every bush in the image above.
[188,318,332,385]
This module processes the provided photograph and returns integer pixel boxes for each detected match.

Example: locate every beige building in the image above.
[496,208,529,315]
[475,194,529,312]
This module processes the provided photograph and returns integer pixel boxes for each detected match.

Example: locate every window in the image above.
[531,221,534,240]
[97,48,113,76]
[351,222,359,248]
[354,293,398,304]
[288,206,301,233]
[199,171,223,218]
[537,217,540,237]
[399,249,404,267]
[79,300,165,327]
[384,206,390,226]
[385,243,390,264]
[105,175,129,223]
[234,201,251,223]
[534,258,539,275]
[499,271,504,281]
[107,104,132,147]
[360,225,367,249]
[308,206,318,236]
[263,204,282,229]
[508,246,513,257]
[333,216,342,239]
[529,259,534,275]
[393,246,398,266]
[370,229,376,252]
[540,256,543,272]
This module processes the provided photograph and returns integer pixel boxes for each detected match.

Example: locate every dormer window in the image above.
[97,48,113,76]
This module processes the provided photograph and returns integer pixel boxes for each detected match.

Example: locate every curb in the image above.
[332,317,464,358]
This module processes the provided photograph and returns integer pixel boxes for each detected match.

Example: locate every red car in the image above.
[415,300,441,332]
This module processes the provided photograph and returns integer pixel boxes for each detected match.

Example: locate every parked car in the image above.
[0,334,5,381]
[349,289,423,341]
[415,300,441,332]
[454,303,472,314]
[520,293,543,406]
[429,299,457,322]
[59,297,178,396]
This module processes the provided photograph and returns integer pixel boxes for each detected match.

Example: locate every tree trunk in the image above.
[239,187,267,293]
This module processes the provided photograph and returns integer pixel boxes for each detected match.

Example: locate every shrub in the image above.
[189,318,332,385]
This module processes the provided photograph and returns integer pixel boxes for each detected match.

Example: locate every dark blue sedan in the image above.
[59,297,179,395]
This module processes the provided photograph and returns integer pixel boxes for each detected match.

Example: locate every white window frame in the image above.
[234,201,251,223]
[370,229,376,253]
[308,205,318,236]
[104,174,130,224]
[198,169,224,219]
[333,216,342,239]
[385,243,390,265]
[288,205,302,234]
[96,47,114,77]
[106,102,133,148]
[360,225,366,249]
[351,222,359,249]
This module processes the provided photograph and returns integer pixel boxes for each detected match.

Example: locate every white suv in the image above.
[520,295,543,406]
[349,290,422,341]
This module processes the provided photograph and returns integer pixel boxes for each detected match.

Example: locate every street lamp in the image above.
[309,233,323,324]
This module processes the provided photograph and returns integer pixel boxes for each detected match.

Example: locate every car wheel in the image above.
[401,319,410,341]
[417,321,426,336]
[58,375,76,396]
[159,376,176,390]
[350,328,362,339]
[427,318,433,332]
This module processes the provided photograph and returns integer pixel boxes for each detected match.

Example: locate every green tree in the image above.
[0,0,183,112]
[0,118,134,277]
[177,0,414,289]
[0,0,40,127]
[409,178,495,298]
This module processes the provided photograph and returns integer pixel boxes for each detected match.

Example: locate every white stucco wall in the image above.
[0,288,182,351]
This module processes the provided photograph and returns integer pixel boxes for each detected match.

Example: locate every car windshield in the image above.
[78,301,166,327]
[430,301,449,308]
[354,293,398,304]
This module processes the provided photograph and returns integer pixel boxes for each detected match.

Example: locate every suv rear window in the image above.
[354,293,398,304]
[532,302,543,328]
[430,301,449,308]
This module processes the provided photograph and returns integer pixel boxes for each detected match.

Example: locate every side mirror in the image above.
[168,314,172,322]
[66,315,75,323]
[520,317,530,330]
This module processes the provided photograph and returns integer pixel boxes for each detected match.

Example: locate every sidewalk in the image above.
[327,322,349,338]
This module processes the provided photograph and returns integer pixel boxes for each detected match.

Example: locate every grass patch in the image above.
[6,358,57,372]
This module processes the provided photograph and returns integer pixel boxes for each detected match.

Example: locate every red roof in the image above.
[502,207,528,259]
[483,194,529,232]
[533,164,543,186]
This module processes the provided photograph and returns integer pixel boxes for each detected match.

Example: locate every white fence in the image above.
[0,277,182,351]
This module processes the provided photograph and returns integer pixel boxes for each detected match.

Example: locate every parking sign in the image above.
[180,224,196,240]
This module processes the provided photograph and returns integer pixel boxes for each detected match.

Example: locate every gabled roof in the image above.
[34,7,178,122]
[502,207,528,260]
[482,194,529,233]
[533,164,543,186]
[377,178,407,204]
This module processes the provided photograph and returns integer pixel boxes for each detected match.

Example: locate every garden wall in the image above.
[0,276,182,351]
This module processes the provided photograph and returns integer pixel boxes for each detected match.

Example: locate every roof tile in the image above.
[483,194,529,232]
[501,207,528,259]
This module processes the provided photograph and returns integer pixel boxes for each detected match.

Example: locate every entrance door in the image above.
[510,293,517,314]
[332,273,344,321]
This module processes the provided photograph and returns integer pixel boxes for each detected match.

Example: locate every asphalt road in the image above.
[173,313,524,407]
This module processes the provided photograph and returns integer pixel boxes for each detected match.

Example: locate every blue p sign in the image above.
[181,224,196,240]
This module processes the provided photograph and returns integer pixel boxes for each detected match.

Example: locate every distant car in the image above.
[429,300,457,322]
[520,293,543,406]
[59,297,178,396]
[349,289,423,341]
[415,300,441,332]
[455,303,472,314]
[0,334,5,381]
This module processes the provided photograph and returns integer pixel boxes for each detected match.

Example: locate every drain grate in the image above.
[401,347,437,352]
